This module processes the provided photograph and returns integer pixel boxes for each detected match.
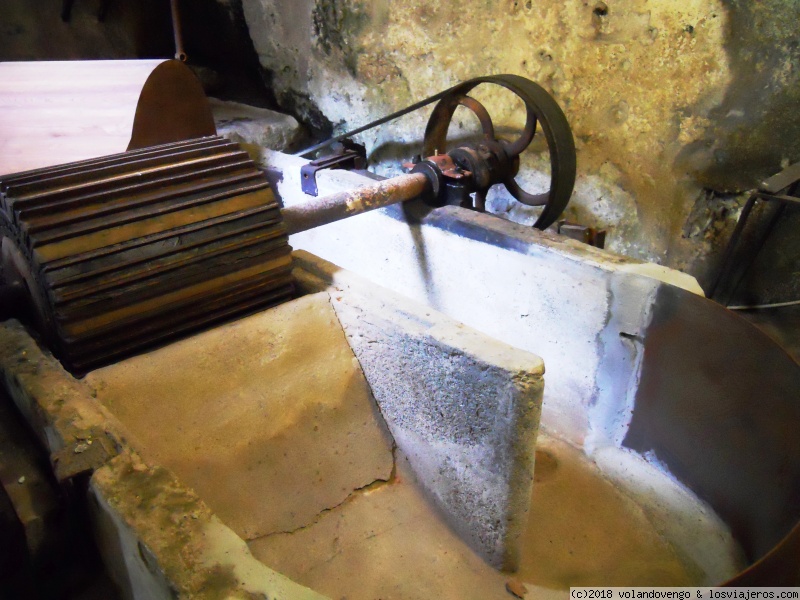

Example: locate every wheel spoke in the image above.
[421,75,575,229]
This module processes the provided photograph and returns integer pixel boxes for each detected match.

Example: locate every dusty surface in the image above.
[250,450,530,600]
[520,437,740,587]
[86,292,394,540]
[250,434,743,599]
[91,451,328,600]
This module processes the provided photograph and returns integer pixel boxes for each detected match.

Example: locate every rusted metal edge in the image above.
[284,172,430,235]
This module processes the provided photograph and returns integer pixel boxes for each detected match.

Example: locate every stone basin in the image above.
[2,244,796,599]
[0,153,798,598]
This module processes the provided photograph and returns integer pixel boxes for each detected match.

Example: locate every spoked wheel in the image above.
[422,75,576,229]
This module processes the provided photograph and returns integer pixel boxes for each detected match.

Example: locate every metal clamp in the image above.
[709,161,800,304]
[300,142,367,196]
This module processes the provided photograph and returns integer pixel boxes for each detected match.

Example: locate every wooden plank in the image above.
[0,60,215,177]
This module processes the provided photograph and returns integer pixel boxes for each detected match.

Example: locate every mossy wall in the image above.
[1,0,797,285]
[242,0,800,284]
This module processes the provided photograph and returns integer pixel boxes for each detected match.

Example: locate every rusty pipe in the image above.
[170,0,187,62]
[283,172,431,235]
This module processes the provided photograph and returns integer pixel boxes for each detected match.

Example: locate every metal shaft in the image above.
[170,0,187,62]
[282,172,431,235]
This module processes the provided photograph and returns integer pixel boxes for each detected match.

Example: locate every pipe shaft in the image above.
[170,0,187,62]
[283,172,431,235]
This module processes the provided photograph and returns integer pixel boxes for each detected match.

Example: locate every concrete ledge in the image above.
[91,451,328,600]
[0,321,125,480]
[0,319,331,599]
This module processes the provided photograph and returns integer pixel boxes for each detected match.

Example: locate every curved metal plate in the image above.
[128,60,216,150]
[623,284,800,583]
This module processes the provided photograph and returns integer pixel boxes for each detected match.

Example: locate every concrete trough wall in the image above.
[267,151,800,579]
[0,151,797,591]
[266,149,702,449]
[0,256,546,597]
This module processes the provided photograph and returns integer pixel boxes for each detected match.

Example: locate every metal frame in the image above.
[709,162,800,305]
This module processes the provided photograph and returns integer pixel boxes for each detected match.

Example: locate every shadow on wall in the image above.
[0,0,275,108]
[0,0,173,60]
[675,0,800,193]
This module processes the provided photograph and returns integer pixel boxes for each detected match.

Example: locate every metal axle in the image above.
[282,172,430,235]
[0,156,434,364]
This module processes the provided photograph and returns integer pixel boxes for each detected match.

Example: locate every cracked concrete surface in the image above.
[86,292,395,540]
[272,444,399,537]
[248,448,526,600]
[248,435,739,600]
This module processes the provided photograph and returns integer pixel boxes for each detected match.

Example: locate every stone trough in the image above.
[0,154,798,598]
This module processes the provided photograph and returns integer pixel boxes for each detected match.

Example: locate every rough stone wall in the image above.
[241,0,799,283]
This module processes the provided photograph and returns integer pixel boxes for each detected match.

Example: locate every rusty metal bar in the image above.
[709,161,800,304]
[170,0,187,62]
[283,173,431,235]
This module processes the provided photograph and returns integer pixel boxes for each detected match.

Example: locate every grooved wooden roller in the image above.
[0,133,430,374]
[0,136,294,373]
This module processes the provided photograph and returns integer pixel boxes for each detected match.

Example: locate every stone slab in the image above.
[294,252,544,571]
[209,97,303,154]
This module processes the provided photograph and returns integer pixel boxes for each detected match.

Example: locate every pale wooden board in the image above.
[0,60,166,176]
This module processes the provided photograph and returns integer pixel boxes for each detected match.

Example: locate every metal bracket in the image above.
[557,221,607,248]
[301,142,367,196]
[709,161,800,304]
